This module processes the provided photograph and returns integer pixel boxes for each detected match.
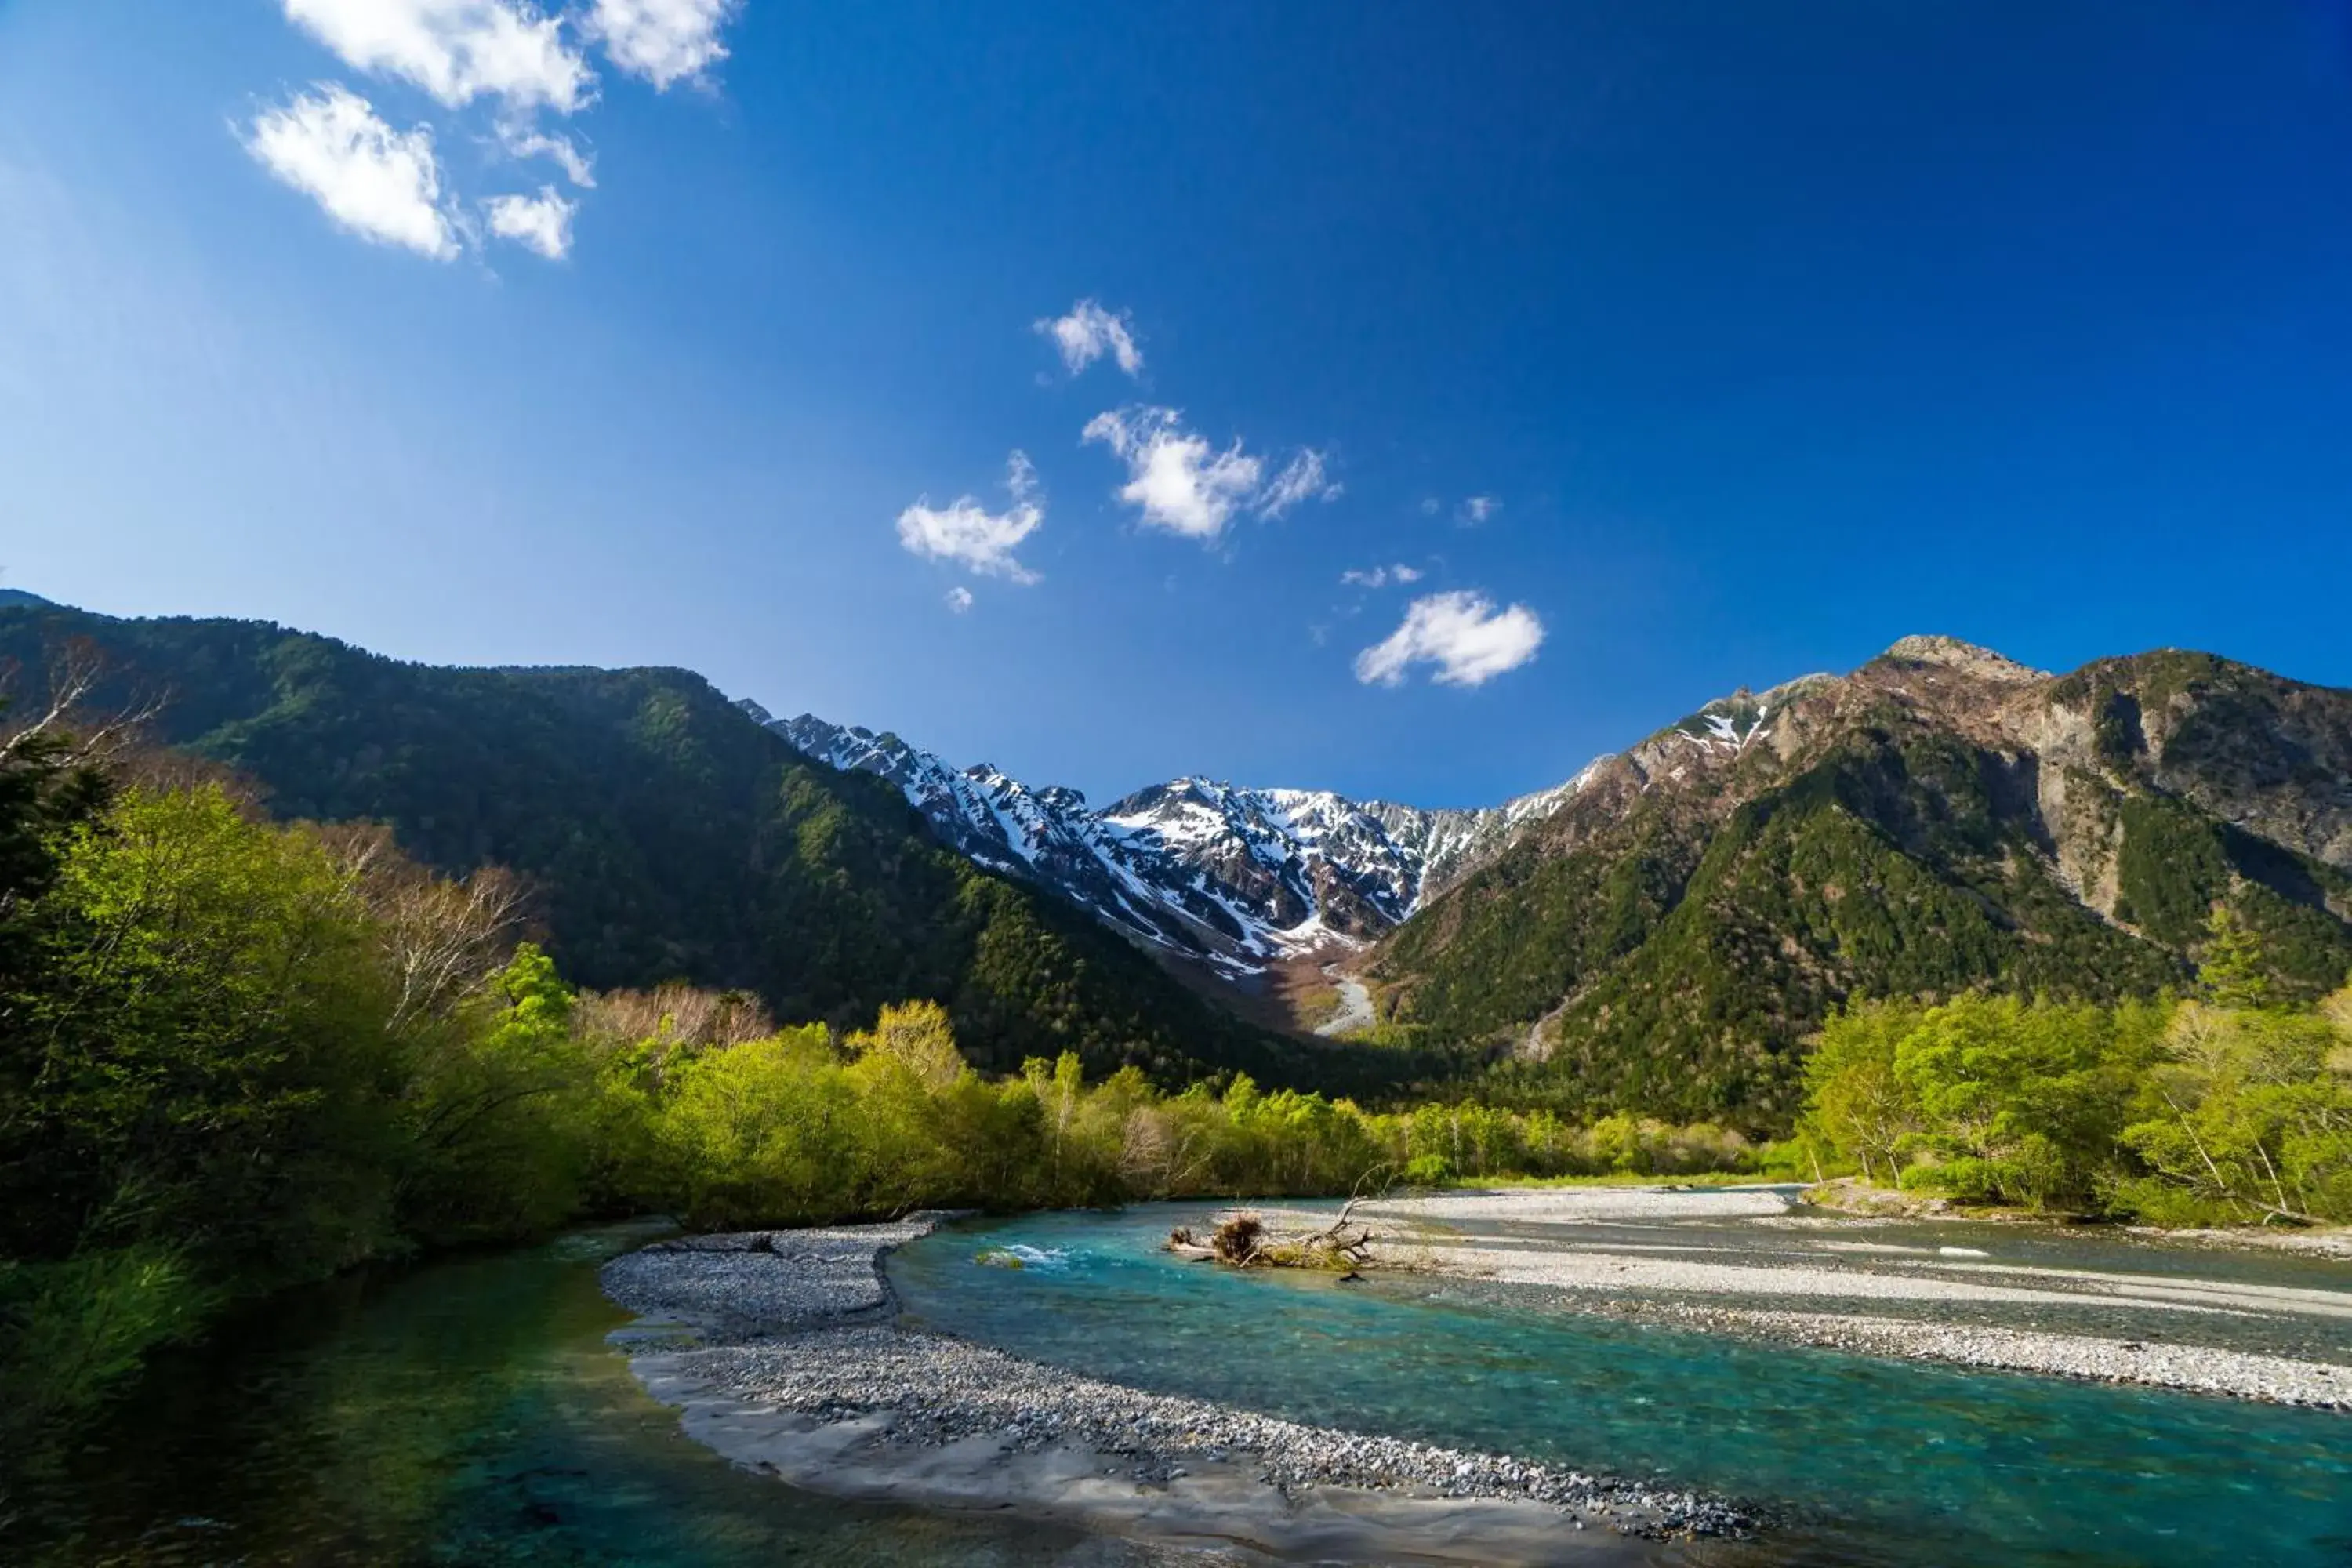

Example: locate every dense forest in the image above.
[0,604,1424,1094]
[1798,923,2352,1225]
[4,680,2346,1468]
[0,710,1740,1455]
[1382,673,2352,1129]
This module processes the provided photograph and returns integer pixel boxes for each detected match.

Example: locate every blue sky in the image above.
[5,3,2352,808]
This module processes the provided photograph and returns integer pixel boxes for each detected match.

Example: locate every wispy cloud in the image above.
[1339,563,1424,589]
[1354,590,1544,688]
[896,451,1046,583]
[1257,448,1341,519]
[281,0,593,114]
[586,0,740,89]
[1082,406,1261,541]
[243,85,458,259]
[1458,494,1500,525]
[945,586,975,613]
[484,185,575,257]
[498,124,594,185]
[1036,299,1143,377]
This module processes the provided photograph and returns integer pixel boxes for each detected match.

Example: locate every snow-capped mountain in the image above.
[742,704,1581,978]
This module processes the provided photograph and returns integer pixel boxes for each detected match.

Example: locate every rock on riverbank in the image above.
[601,1218,1759,1565]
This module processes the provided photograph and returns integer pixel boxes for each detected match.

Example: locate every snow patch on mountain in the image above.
[746,702,1584,976]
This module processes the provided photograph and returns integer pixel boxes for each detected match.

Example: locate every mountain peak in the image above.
[760,710,1583,979]
[1878,635,2049,683]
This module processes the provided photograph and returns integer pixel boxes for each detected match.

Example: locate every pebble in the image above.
[602,1218,1756,1541]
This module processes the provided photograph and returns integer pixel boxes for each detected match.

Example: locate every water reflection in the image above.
[13,1222,1165,1566]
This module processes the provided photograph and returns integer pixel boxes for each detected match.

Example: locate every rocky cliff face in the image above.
[1372,638,2352,1128]
[748,708,1580,979]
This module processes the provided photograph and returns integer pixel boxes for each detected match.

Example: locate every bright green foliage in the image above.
[1387,685,2352,1128]
[0,776,615,1447]
[1884,996,2160,1210]
[5,786,412,1277]
[397,946,600,1243]
[593,1013,1762,1230]
[1798,1001,1924,1186]
[2198,904,2276,1010]
[1801,975,2352,1221]
[0,604,1408,1095]
[2113,1000,2352,1224]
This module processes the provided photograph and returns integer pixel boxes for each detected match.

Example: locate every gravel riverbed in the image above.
[1296,1189,2352,1411]
[600,1218,1755,1559]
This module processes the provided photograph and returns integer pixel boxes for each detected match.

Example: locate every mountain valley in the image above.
[6,598,2348,1132]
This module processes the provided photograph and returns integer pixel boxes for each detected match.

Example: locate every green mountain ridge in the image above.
[0,605,1377,1091]
[1373,637,2352,1129]
[12,604,2347,1134]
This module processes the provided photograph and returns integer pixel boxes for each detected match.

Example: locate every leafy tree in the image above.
[2198,903,2275,1010]
[1801,1002,1924,1185]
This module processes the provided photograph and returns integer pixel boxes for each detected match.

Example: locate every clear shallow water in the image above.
[889,1204,2352,1568]
[9,1224,1161,1567]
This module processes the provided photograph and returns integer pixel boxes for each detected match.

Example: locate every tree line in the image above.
[12,682,2341,1461]
[1798,907,2352,1223]
[0,708,1763,1454]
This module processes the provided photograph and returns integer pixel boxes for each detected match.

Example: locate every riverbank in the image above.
[601,1220,1756,1565]
[1301,1187,2352,1410]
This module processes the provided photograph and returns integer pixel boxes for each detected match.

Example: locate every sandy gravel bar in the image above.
[601,1218,1757,1564]
[1695,1307,2350,1406]
[1432,1242,2243,1315]
[1358,1189,1803,1225]
[1323,1189,2352,1411]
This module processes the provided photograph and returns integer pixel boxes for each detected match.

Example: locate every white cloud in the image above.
[1419,496,1442,517]
[1354,590,1544,688]
[281,0,593,114]
[1081,406,1264,542]
[945,586,974,613]
[499,124,593,184]
[1459,494,1501,524]
[243,85,458,259]
[1036,299,1143,377]
[587,0,739,89]
[1257,448,1341,519]
[1340,563,1424,589]
[896,451,1044,583]
[485,185,575,257]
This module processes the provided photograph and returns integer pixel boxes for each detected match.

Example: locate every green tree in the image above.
[2198,903,2275,1011]
[1800,1002,1925,1185]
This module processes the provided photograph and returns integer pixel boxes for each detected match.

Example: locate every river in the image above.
[8,1222,1171,1566]
[13,1207,2349,1565]
[887,1203,2352,1567]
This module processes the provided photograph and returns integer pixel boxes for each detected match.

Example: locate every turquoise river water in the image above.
[887,1204,2352,1567]
[12,1207,2349,1565]
[10,1223,1166,1567]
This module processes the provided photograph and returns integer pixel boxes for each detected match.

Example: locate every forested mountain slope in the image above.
[1372,637,2352,1129]
[0,604,1361,1088]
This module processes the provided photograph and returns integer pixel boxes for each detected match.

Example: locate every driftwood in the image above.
[1167,1197,1377,1275]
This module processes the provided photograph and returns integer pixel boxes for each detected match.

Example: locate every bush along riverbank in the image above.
[1796,910,2352,1228]
[12,694,2340,1471]
[0,709,1775,1462]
